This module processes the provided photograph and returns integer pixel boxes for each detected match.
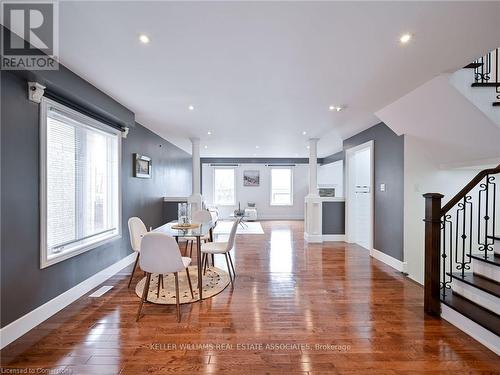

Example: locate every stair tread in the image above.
[447,272,500,298]
[463,62,483,69]
[471,82,500,88]
[468,253,500,267]
[442,289,500,335]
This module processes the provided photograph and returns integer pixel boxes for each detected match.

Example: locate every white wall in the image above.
[404,135,500,284]
[376,71,500,284]
[450,68,500,128]
[318,160,343,197]
[202,163,308,220]
[376,74,500,167]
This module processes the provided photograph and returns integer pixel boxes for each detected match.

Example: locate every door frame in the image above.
[345,140,374,251]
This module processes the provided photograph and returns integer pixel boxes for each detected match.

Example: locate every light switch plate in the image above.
[380,183,386,192]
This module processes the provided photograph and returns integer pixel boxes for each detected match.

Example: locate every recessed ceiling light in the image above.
[400,33,412,44]
[306,145,310,149]
[302,131,307,135]
[328,105,345,112]
[204,145,208,149]
[329,105,344,112]
[207,131,211,135]
[188,105,195,111]
[255,145,260,149]
[138,34,150,44]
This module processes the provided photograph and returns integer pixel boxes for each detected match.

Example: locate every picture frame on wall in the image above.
[134,153,152,178]
[243,170,260,186]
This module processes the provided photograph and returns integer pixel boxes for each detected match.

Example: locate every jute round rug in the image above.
[134,266,230,304]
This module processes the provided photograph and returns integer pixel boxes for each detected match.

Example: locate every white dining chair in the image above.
[200,217,240,287]
[127,217,148,288]
[184,209,213,257]
[136,232,194,322]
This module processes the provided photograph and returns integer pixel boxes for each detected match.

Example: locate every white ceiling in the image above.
[56,1,500,157]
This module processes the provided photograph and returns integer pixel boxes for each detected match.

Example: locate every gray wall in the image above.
[321,151,344,165]
[1,70,192,327]
[343,122,404,261]
[322,202,345,235]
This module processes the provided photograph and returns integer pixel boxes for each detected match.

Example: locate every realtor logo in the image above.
[1,1,59,70]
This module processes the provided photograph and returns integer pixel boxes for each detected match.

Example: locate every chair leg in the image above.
[128,253,139,288]
[174,272,181,322]
[228,252,236,278]
[203,253,208,275]
[211,254,215,267]
[189,240,193,257]
[184,241,189,256]
[224,254,234,287]
[136,272,151,322]
[156,274,162,298]
[186,267,194,299]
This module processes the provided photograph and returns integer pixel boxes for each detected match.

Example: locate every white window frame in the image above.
[213,167,236,206]
[270,166,294,206]
[40,97,122,269]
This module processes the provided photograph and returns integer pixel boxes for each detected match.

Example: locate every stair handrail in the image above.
[423,163,499,317]
[441,164,500,215]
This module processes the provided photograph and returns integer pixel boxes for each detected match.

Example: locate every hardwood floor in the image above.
[1,221,498,374]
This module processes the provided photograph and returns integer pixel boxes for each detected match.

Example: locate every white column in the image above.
[308,138,319,197]
[189,137,203,211]
[304,138,322,243]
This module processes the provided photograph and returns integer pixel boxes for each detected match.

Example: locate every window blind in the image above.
[44,104,120,260]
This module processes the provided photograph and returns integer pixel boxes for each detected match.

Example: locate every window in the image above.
[213,168,235,205]
[40,98,121,268]
[271,167,293,206]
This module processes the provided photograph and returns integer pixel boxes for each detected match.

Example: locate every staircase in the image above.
[464,48,500,108]
[424,164,500,354]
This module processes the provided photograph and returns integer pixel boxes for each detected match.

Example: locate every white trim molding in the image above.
[371,248,408,273]
[304,232,323,243]
[304,233,346,243]
[0,253,136,349]
[345,140,374,250]
[441,303,500,356]
[322,234,346,242]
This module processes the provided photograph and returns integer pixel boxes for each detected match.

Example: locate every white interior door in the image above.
[346,141,373,251]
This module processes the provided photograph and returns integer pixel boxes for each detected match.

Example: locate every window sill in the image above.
[41,233,121,269]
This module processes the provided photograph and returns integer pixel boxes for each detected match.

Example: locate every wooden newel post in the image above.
[423,193,444,316]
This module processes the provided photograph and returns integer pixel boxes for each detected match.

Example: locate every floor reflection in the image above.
[1,221,497,373]
[269,228,293,273]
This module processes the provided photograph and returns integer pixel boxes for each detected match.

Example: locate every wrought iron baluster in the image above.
[478,175,495,258]
[475,50,492,83]
[455,196,472,276]
[440,214,452,297]
[496,48,500,101]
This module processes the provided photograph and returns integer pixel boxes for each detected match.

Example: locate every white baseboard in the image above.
[304,232,323,243]
[371,248,407,273]
[322,234,346,241]
[304,233,346,243]
[441,303,500,356]
[0,252,136,349]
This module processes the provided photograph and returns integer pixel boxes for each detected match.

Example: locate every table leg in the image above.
[197,235,203,301]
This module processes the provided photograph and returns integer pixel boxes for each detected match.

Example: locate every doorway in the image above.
[345,141,374,251]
